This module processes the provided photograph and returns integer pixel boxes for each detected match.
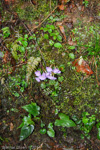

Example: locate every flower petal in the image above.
[47,75,57,80]
[35,77,40,82]
[46,67,52,73]
[45,72,51,78]
[35,71,41,76]
[39,72,46,80]
[53,68,61,74]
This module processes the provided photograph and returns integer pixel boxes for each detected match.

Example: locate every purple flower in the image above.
[35,71,41,76]
[47,75,57,80]
[39,72,46,80]
[53,68,61,74]
[45,72,51,78]
[46,67,52,73]
[35,77,40,82]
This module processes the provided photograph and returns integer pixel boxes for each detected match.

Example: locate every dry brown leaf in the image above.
[58,25,66,41]
[31,0,36,5]
[68,36,77,46]
[72,56,93,75]
[4,0,15,4]
[3,51,10,63]
[10,122,14,131]
[60,0,70,3]
[58,4,65,10]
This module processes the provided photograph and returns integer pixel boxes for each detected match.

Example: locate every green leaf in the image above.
[41,83,46,89]
[14,92,19,97]
[58,76,64,82]
[24,34,28,39]
[40,129,46,134]
[55,113,76,127]
[44,34,49,39]
[43,27,48,32]
[96,122,100,128]
[18,114,34,129]
[49,80,56,85]
[82,118,89,124]
[51,91,58,96]
[46,24,50,28]
[48,28,52,33]
[41,121,45,128]
[68,46,75,49]
[53,35,57,40]
[54,43,62,48]
[19,46,25,53]
[19,125,34,141]
[49,25,55,30]
[69,53,75,59]
[47,128,55,137]
[22,114,34,126]
[17,37,23,42]
[48,123,53,129]
[22,102,40,117]
[97,128,100,140]
[12,44,18,60]
[59,64,65,72]
[49,40,54,46]
[28,35,34,40]
[40,27,43,30]
[57,35,62,41]
[2,27,10,32]
[21,41,28,47]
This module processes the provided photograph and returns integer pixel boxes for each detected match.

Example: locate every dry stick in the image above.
[16,85,25,99]
[4,84,15,101]
[30,5,58,33]
[21,21,46,66]
[50,0,51,9]
[95,58,100,86]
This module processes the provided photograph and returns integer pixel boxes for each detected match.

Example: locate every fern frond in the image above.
[26,57,41,82]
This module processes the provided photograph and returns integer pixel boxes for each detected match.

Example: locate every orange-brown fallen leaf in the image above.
[59,0,70,4]
[58,25,66,41]
[72,56,93,75]
[58,4,65,10]
[10,122,14,131]
[68,36,77,46]
[3,51,10,63]
[31,0,37,5]
[4,0,15,3]
[4,0,15,6]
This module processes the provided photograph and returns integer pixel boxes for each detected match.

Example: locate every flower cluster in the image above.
[35,67,61,82]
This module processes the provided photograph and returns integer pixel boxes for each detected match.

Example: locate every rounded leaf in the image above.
[54,43,62,48]
[69,53,75,59]
[19,125,34,141]
[47,129,55,137]
[97,128,100,140]
[40,129,46,134]
[22,102,40,117]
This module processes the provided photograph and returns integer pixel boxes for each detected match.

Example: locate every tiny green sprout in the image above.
[83,0,89,7]
[69,53,75,59]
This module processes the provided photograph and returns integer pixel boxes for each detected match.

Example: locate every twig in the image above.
[95,58,100,86]
[30,5,58,32]
[16,85,25,99]
[50,0,51,10]
[21,21,46,66]
[4,84,15,101]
